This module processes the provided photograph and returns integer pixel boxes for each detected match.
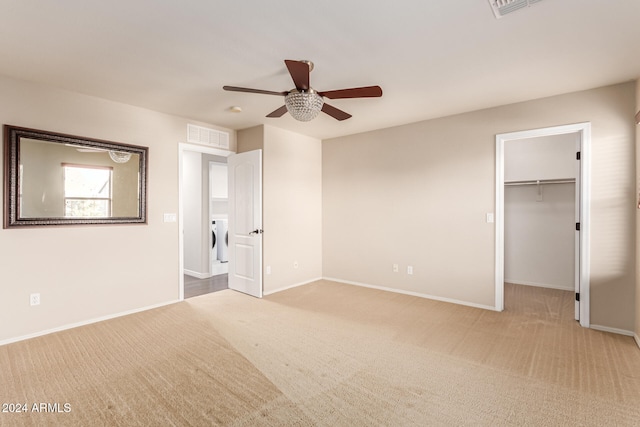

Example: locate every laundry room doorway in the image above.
[209,160,230,280]
[178,143,231,300]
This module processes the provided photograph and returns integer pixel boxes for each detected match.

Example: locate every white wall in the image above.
[323,82,636,331]
[635,78,640,347]
[504,134,577,290]
[504,184,575,290]
[0,75,235,344]
[209,162,228,201]
[209,160,229,222]
[182,150,204,276]
[504,134,578,181]
[238,125,323,295]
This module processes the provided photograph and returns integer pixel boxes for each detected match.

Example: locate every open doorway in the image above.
[495,123,591,327]
[178,143,231,300]
[201,159,229,297]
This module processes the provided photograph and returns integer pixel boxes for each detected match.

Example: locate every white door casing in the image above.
[228,149,263,298]
[495,123,590,327]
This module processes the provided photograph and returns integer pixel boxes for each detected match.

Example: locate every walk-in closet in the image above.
[504,133,579,293]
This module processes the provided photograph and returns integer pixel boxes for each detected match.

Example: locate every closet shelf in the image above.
[505,178,575,186]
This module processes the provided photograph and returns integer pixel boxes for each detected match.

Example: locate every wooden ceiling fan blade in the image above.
[321,103,352,121]
[284,60,310,91]
[319,85,383,99]
[223,86,287,96]
[266,105,288,118]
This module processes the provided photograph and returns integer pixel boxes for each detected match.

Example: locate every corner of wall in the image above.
[237,125,265,153]
[260,126,323,295]
[635,78,640,348]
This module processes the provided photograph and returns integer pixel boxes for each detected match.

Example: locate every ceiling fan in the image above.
[223,60,383,122]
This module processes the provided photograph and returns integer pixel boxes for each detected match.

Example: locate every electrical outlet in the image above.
[30,293,40,306]
[407,266,413,275]
[393,263,399,273]
[266,265,272,275]
[293,261,299,269]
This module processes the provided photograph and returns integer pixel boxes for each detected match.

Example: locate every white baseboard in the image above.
[184,269,210,279]
[0,299,180,348]
[263,277,323,296]
[590,324,635,337]
[210,262,229,276]
[505,279,573,291]
[635,334,640,350]
[323,277,497,311]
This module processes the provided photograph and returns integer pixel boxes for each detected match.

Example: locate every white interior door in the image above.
[228,149,263,298]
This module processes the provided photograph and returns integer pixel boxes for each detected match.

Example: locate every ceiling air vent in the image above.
[187,124,229,149]
[488,0,543,19]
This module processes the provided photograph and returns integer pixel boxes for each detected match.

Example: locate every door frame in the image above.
[495,122,591,327]
[178,142,232,301]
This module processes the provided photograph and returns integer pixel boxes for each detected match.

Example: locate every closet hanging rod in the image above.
[504,178,576,186]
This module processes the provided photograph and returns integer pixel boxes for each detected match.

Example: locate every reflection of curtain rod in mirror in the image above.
[504,178,575,186]
[65,144,131,163]
[77,148,105,153]
[65,143,106,153]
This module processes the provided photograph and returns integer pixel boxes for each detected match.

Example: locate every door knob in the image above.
[249,229,263,235]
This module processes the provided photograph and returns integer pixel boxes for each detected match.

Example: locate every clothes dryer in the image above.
[216,220,229,263]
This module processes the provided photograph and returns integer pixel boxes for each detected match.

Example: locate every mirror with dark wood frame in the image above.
[3,125,148,227]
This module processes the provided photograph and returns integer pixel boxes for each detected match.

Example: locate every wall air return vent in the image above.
[187,124,229,149]
[489,0,543,19]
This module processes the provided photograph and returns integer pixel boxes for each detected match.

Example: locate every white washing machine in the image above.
[216,219,228,263]
[211,220,218,258]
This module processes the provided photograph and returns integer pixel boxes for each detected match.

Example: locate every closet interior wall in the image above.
[504,133,578,291]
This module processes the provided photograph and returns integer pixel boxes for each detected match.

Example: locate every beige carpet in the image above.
[1,281,639,426]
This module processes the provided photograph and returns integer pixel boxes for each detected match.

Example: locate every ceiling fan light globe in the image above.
[108,150,132,163]
[284,89,324,122]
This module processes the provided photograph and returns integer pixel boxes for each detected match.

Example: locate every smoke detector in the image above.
[488,0,543,19]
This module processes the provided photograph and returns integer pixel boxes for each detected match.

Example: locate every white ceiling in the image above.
[0,0,639,140]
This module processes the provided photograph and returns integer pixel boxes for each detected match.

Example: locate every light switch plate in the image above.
[30,293,40,306]
[163,213,177,223]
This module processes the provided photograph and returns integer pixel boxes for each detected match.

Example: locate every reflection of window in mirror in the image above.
[62,164,113,218]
